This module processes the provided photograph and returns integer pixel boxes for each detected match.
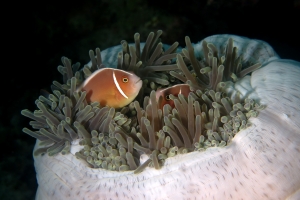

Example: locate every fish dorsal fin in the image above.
[113,71,128,99]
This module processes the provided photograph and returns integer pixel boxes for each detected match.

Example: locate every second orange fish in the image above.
[156,84,191,110]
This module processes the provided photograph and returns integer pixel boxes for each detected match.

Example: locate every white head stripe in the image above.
[179,88,182,94]
[113,71,128,99]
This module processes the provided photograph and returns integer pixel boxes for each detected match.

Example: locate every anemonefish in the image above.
[155,84,191,109]
[77,68,142,108]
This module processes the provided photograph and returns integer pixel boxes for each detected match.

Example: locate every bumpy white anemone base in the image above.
[33,58,300,200]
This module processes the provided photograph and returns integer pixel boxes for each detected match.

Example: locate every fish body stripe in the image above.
[113,71,128,99]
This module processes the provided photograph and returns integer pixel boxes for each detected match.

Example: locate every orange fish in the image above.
[78,68,142,108]
[156,84,191,109]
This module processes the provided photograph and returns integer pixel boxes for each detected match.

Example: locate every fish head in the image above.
[156,84,191,109]
[112,69,142,103]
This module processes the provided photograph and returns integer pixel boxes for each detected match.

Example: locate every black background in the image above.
[1,0,299,199]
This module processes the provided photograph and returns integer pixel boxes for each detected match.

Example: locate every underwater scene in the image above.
[2,1,300,199]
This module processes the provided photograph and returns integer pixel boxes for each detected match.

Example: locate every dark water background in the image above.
[1,0,299,199]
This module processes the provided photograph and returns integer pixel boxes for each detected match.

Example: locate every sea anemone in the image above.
[21,33,300,199]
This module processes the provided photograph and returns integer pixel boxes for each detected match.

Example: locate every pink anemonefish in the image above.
[155,84,191,110]
[77,68,142,108]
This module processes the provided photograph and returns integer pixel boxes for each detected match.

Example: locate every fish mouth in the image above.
[135,78,142,84]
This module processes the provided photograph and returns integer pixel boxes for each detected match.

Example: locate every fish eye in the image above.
[122,78,129,83]
[165,95,171,100]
